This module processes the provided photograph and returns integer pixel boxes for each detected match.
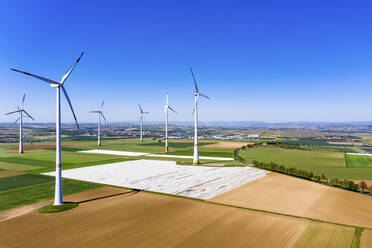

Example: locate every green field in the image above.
[0,174,100,211]
[346,154,372,168]
[240,145,372,180]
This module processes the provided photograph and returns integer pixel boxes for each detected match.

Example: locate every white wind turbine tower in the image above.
[11,52,83,205]
[190,68,209,164]
[90,100,107,146]
[5,94,35,153]
[138,104,149,142]
[163,90,177,152]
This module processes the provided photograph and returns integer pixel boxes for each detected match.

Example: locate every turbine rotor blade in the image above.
[22,110,35,121]
[61,86,79,130]
[5,110,20,115]
[90,111,100,113]
[14,117,20,123]
[21,94,25,108]
[100,100,104,109]
[60,52,84,85]
[199,93,210,99]
[11,68,60,85]
[190,67,199,93]
[138,104,143,114]
[100,112,107,122]
[144,112,149,114]
[168,106,177,114]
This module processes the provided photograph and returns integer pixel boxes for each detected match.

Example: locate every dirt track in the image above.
[211,173,372,228]
[0,187,309,248]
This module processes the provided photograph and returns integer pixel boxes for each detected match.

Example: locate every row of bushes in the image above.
[234,144,371,194]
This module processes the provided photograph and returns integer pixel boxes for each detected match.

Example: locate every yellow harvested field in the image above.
[328,141,363,146]
[361,230,372,248]
[292,222,354,248]
[0,187,311,248]
[211,173,372,228]
[203,141,251,148]
[0,170,24,178]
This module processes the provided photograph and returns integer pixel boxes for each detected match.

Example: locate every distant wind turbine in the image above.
[90,100,106,146]
[11,52,84,205]
[190,68,209,164]
[5,94,35,153]
[163,90,176,152]
[138,104,149,142]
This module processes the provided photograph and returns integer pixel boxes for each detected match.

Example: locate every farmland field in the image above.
[361,230,372,248]
[0,186,355,248]
[211,173,372,228]
[292,222,354,248]
[240,145,372,179]
[346,154,372,168]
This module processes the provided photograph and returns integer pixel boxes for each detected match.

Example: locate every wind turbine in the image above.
[5,94,35,153]
[11,52,83,205]
[163,90,177,152]
[90,100,106,146]
[138,104,149,142]
[190,68,209,164]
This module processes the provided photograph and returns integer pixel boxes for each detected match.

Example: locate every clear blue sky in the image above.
[1,0,372,123]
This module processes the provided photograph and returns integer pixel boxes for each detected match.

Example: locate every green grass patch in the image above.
[0,174,54,191]
[351,227,364,248]
[0,178,101,211]
[38,202,78,213]
[176,161,194,165]
[346,154,372,168]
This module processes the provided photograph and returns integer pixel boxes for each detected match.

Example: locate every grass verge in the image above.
[38,202,78,213]
[351,227,364,248]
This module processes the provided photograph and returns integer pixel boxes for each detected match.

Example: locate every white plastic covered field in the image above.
[43,159,269,199]
[79,149,234,161]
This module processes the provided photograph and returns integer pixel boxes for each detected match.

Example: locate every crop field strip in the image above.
[361,229,372,248]
[292,222,354,248]
[346,154,372,168]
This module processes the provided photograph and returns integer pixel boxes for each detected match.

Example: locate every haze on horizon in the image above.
[1,0,372,124]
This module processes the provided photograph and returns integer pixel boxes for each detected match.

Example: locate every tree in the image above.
[321,174,327,182]
[359,181,368,192]
[369,186,372,194]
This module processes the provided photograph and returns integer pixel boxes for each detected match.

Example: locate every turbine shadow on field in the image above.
[76,189,141,204]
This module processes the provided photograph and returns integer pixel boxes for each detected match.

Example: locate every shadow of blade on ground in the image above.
[76,189,142,204]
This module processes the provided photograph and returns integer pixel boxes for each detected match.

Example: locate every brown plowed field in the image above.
[361,230,372,248]
[203,142,250,149]
[0,187,310,248]
[2,143,84,151]
[211,173,372,228]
